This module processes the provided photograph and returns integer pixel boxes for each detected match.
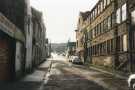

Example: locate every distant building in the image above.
[66,41,76,57]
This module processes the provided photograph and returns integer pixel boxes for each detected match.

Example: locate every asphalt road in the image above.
[0,55,128,90]
[41,59,106,90]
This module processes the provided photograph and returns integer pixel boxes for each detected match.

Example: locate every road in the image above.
[42,57,106,90]
[0,55,128,90]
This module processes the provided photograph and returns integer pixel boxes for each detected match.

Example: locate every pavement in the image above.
[0,56,130,90]
[22,60,52,82]
[0,60,52,90]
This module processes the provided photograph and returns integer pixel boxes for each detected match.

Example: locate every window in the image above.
[107,40,111,54]
[101,22,104,33]
[92,29,95,38]
[111,13,115,27]
[94,46,96,55]
[95,45,97,55]
[90,30,92,39]
[120,36,123,51]
[122,3,127,21]
[95,27,97,37]
[98,23,101,34]
[100,1,103,12]
[117,36,121,51]
[110,39,114,53]
[98,5,101,14]
[101,43,103,55]
[123,35,127,51]
[96,25,99,35]
[93,11,95,19]
[103,42,107,54]
[91,13,93,21]
[132,10,135,25]
[107,0,111,5]
[90,47,92,56]
[116,8,121,24]
[95,8,97,17]
[87,31,89,40]
[104,19,108,31]
[103,0,106,8]
[108,16,111,29]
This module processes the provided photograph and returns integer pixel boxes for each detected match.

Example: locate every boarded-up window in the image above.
[123,35,127,51]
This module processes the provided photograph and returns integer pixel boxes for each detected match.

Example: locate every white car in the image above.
[71,56,83,64]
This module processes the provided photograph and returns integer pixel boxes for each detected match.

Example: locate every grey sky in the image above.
[30,0,98,43]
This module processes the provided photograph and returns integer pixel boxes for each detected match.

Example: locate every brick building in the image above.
[0,0,25,80]
[76,0,135,73]
[76,12,90,63]
[0,0,48,80]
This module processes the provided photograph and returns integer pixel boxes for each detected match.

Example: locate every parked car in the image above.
[72,56,83,64]
[68,56,73,62]
[128,74,135,90]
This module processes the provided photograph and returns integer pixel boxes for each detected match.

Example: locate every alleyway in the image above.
[0,55,129,90]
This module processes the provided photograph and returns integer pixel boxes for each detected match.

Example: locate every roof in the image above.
[80,11,91,21]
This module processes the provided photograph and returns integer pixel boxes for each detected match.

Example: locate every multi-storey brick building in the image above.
[76,0,135,73]
[86,0,116,70]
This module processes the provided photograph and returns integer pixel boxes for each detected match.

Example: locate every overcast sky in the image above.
[30,0,98,43]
